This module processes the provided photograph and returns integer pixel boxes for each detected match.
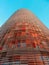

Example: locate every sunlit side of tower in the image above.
[0,9,49,65]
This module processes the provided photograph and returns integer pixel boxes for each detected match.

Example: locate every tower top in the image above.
[0,9,49,38]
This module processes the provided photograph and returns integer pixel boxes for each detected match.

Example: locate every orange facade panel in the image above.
[0,9,49,65]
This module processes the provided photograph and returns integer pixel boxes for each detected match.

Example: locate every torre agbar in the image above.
[0,9,49,65]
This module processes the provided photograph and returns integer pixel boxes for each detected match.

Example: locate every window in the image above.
[1,52,7,57]
[17,43,21,47]
[21,43,26,47]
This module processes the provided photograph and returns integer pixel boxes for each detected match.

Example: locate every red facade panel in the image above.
[0,9,49,65]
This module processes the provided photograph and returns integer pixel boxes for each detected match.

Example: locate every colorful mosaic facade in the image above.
[0,9,49,65]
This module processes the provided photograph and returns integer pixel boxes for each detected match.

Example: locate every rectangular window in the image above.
[17,43,21,47]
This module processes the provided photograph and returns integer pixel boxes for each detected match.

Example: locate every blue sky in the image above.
[0,0,49,28]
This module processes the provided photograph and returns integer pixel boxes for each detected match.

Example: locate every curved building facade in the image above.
[0,9,49,65]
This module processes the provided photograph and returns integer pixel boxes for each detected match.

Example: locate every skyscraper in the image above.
[0,9,49,65]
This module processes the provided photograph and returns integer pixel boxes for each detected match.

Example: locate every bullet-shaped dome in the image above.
[0,9,49,65]
[0,9,49,51]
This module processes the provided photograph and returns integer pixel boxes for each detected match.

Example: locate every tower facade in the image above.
[0,9,49,65]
